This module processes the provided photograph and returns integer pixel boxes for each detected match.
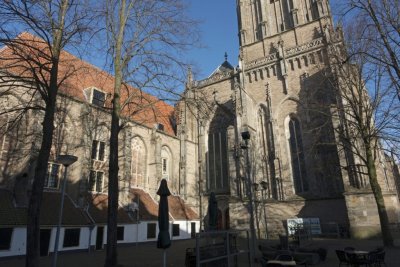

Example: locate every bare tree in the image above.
[101,0,199,266]
[336,0,400,100]
[0,1,92,266]
[325,21,400,246]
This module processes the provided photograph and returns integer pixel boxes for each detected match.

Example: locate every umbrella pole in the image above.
[163,249,166,267]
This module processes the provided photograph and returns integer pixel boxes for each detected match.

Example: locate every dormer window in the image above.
[155,123,164,132]
[92,89,106,107]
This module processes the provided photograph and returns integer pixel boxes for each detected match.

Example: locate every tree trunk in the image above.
[26,82,58,267]
[365,142,394,247]
[105,1,125,265]
[105,43,123,267]
[105,109,120,267]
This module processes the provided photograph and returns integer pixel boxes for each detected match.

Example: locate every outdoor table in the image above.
[346,250,369,257]
[266,260,297,266]
[345,250,370,266]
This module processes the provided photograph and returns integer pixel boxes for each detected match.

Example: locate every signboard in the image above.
[287,218,321,235]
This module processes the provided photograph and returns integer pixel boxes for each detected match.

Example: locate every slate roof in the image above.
[86,193,134,224]
[0,189,91,227]
[0,32,176,136]
[208,60,234,78]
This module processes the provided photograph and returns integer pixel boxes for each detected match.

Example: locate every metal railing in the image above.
[186,230,251,267]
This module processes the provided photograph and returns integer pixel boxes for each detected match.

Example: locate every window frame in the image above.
[162,158,168,176]
[91,89,106,107]
[147,223,156,239]
[206,131,229,193]
[131,137,146,188]
[44,162,61,189]
[117,226,124,241]
[91,140,106,161]
[0,228,13,250]
[287,115,308,194]
[63,228,80,248]
[88,170,104,193]
[172,224,180,237]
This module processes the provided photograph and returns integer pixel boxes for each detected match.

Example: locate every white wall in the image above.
[0,226,93,258]
[117,224,136,244]
[0,221,199,258]
[0,227,26,257]
[51,227,91,252]
[171,221,199,240]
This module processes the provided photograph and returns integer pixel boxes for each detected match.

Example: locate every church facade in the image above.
[1,0,400,258]
[179,0,400,239]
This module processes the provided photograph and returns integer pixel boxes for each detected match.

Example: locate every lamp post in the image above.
[260,181,269,239]
[252,182,261,239]
[51,155,78,267]
[241,126,257,266]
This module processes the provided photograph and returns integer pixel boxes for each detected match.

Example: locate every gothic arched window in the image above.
[161,146,172,181]
[206,131,229,194]
[131,137,146,188]
[288,115,308,193]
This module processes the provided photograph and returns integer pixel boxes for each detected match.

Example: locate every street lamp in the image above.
[260,181,269,239]
[241,126,258,266]
[252,182,262,239]
[51,155,78,267]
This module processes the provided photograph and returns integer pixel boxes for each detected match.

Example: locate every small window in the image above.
[44,163,61,189]
[63,228,80,247]
[162,158,168,174]
[172,224,180,237]
[117,226,124,241]
[0,228,13,250]
[155,123,164,131]
[147,223,156,239]
[91,140,105,161]
[88,170,104,192]
[92,89,106,107]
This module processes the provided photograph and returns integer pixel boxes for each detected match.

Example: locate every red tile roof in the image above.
[130,189,159,221]
[0,189,91,226]
[40,191,91,226]
[86,193,134,224]
[168,195,199,221]
[0,32,176,135]
[0,189,26,226]
[129,188,198,222]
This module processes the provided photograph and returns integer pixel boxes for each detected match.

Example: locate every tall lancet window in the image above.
[288,115,308,193]
[257,106,278,199]
[207,131,229,194]
[131,137,146,188]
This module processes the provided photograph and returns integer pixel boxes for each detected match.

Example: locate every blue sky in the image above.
[186,1,239,80]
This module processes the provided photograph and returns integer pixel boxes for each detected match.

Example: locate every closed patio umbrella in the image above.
[157,179,171,267]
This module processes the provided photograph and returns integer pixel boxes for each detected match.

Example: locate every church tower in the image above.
[230,0,349,237]
[182,0,400,239]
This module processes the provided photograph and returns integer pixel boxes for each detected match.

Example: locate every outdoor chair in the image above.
[346,252,370,267]
[366,251,379,267]
[275,253,294,261]
[375,250,386,267]
[266,263,284,267]
[335,250,351,267]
